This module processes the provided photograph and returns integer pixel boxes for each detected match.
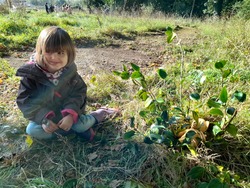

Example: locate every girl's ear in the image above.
[35,52,42,65]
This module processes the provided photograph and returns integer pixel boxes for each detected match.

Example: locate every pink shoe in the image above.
[90,107,120,123]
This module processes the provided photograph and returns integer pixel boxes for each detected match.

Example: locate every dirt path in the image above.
[4,34,167,76]
[4,27,198,76]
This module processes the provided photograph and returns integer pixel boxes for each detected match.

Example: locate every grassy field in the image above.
[0,8,250,188]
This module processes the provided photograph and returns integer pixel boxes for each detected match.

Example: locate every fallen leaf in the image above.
[87,152,98,162]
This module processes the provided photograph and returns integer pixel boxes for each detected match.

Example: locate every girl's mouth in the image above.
[48,61,60,65]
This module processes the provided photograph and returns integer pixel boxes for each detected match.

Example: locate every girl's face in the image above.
[43,50,68,73]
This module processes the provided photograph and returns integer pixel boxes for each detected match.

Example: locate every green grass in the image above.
[0,9,250,187]
[0,10,174,54]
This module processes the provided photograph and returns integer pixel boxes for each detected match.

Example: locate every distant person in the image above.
[45,3,49,14]
[49,4,55,13]
[62,3,67,12]
[16,26,120,140]
[67,5,72,14]
[87,4,93,14]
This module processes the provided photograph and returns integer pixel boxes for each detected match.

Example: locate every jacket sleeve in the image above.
[16,77,53,124]
[61,74,87,122]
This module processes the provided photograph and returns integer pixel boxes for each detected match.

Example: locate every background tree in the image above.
[234,0,250,18]
[22,0,247,18]
[113,0,144,12]
[214,0,224,16]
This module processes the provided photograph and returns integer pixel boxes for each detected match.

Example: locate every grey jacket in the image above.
[16,63,87,125]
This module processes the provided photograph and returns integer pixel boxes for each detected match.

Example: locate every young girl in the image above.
[16,26,119,140]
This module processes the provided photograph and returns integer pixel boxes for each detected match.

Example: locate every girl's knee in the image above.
[26,122,53,140]
[26,123,39,135]
[72,115,96,133]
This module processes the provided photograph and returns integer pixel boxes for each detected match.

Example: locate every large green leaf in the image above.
[209,108,224,116]
[233,91,246,102]
[120,71,130,80]
[137,89,148,101]
[198,182,209,188]
[187,166,206,179]
[165,26,176,43]
[226,107,236,115]
[163,130,174,139]
[162,130,176,146]
[219,87,228,103]
[190,93,200,101]
[207,178,224,188]
[185,130,196,143]
[131,63,140,71]
[161,110,169,121]
[131,71,143,80]
[157,68,167,79]
[63,179,77,188]
[212,125,223,136]
[207,99,221,108]
[144,136,154,144]
[225,124,238,137]
[156,97,164,103]
[139,110,148,117]
[214,60,227,69]
[150,124,160,134]
[124,130,135,140]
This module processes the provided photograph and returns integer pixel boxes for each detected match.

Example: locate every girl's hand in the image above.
[42,120,59,133]
[58,114,74,131]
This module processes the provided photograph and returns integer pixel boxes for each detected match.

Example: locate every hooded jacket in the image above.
[16,62,87,125]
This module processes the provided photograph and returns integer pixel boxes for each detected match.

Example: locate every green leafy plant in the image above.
[113,27,247,151]
[205,60,246,141]
[114,63,178,147]
[187,164,241,187]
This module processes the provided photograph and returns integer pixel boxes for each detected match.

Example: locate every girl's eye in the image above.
[58,51,65,55]
[44,52,51,55]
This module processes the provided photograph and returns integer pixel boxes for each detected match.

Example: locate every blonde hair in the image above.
[35,26,76,67]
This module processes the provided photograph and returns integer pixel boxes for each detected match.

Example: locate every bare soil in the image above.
[4,33,167,76]
[4,27,198,75]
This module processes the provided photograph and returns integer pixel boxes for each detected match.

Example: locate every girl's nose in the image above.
[50,52,57,59]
